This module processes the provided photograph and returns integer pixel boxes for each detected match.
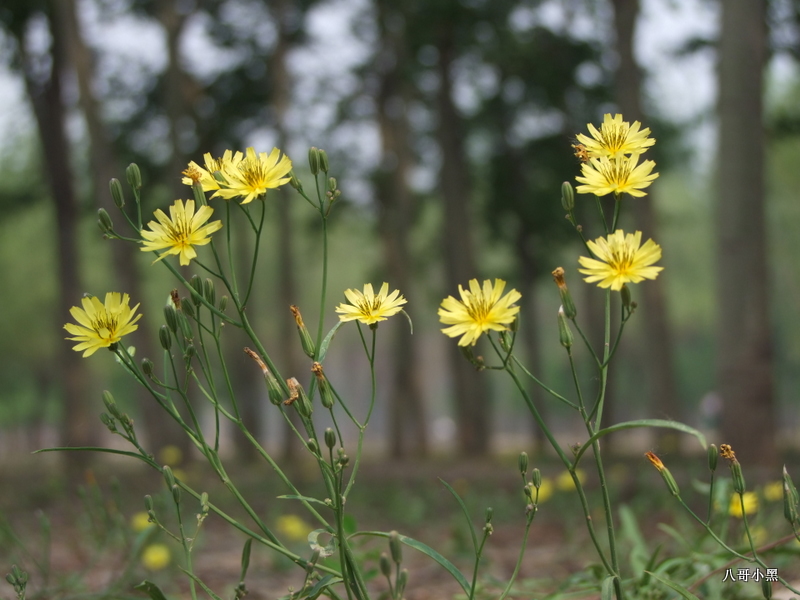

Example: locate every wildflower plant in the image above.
[46,117,800,600]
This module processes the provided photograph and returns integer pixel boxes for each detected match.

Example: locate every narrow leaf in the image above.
[601,576,617,600]
[277,494,330,506]
[439,479,478,553]
[240,538,252,582]
[134,580,170,600]
[399,309,413,334]
[646,571,702,600]
[317,321,344,362]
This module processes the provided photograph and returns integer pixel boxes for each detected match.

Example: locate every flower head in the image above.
[64,292,142,357]
[578,230,663,291]
[140,199,223,266]
[729,491,758,518]
[576,154,658,198]
[213,147,293,204]
[182,150,243,192]
[575,113,655,159]
[141,543,171,570]
[336,283,407,325]
[438,279,521,346]
[275,514,312,542]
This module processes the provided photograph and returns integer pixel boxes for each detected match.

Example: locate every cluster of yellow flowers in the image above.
[64,114,664,356]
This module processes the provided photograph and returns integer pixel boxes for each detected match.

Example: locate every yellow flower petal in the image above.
[438,278,521,346]
[64,292,142,357]
[336,283,407,325]
[140,199,223,266]
[575,154,659,198]
[578,230,663,291]
[575,113,655,159]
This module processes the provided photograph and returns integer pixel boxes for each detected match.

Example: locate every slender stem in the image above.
[610,194,621,231]
[595,195,609,234]
[175,499,198,600]
[497,513,536,600]
[226,201,239,300]
[242,200,266,306]
[468,528,491,600]
[510,356,578,410]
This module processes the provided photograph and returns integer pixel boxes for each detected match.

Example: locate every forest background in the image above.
[0,0,798,469]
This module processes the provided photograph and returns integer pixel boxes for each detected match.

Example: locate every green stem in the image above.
[497,513,536,600]
[242,200,266,307]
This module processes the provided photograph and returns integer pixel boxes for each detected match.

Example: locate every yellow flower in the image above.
[181,150,243,192]
[575,113,655,159]
[276,514,312,542]
[64,292,142,357]
[336,283,407,325]
[141,543,171,570]
[763,481,784,502]
[213,147,293,204]
[578,230,663,291]
[130,511,153,532]
[140,199,223,266]
[438,279,521,347]
[575,154,659,198]
[729,492,758,518]
[535,478,554,503]
[158,445,184,466]
[556,469,586,492]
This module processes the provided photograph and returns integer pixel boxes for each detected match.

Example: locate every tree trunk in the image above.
[374,4,427,458]
[716,0,776,466]
[611,0,680,449]
[436,29,489,457]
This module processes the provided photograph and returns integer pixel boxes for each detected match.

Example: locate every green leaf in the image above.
[573,420,707,465]
[276,494,330,506]
[317,321,344,361]
[134,580,170,600]
[240,538,253,582]
[646,571,701,600]
[601,575,617,600]
[354,531,471,596]
[342,514,357,536]
[399,309,413,335]
[439,479,478,553]
[298,574,341,599]
[308,529,337,558]
[35,447,157,467]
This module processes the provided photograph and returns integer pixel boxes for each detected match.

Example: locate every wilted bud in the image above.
[783,466,799,526]
[560,181,575,212]
[102,390,122,419]
[190,275,204,307]
[379,552,391,578]
[126,163,142,191]
[203,278,215,305]
[319,149,329,173]
[287,378,312,417]
[97,208,114,236]
[518,452,529,477]
[389,530,402,564]
[159,325,172,351]
[243,348,283,405]
[307,438,320,455]
[290,306,316,358]
[164,303,178,333]
[100,412,117,432]
[171,483,181,505]
[109,178,125,208]
[720,445,746,494]
[531,468,542,490]
[620,284,632,312]
[141,358,154,376]
[308,147,320,175]
[312,362,335,409]
[707,444,718,472]
[645,451,680,497]
[557,306,574,349]
[552,268,577,319]
[324,427,337,450]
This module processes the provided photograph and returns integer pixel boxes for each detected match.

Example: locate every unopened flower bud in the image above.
[783,466,799,526]
[389,530,402,564]
[171,483,181,505]
[145,494,154,512]
[141,358,154,376]
[159,325,172,351]
[181,298,196,319]
[109,178,125,208]
[523,482,533,500]
[289,171,303,192]
[338,453,349,468]
[645,451,680,497]
[379,552,391,578]
[707,444,718,472]
[100,412,117,432]
[190,275,204,307]
[126,163,142,191]
[518,452,528,477]
[319,149,329,173]
[290,306,316,358]
[97,208,114,235]
[560,181,575,212]
[762,579,772,599]
[557,306,573,349]
[485,507,493,523]
[531,468,542,489]
[308,147,320,175]
[102,390,122,419]
[324,427,337,450]
[164,303,178,333]
[163,465,176,490]
[177,311,193,341]
[397,569,409,597]
[327,176,337,193]
[203,278,215,305]
[219,295,228,311]
[620,284,632,312]
[552,267,577,319]
[184,343,196,363]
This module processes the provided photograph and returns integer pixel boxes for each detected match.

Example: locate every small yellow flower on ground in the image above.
[536,478,554,503]
[729,492,758,518]
[276,514,312,542]
[182,149,243,192]
[438,279,521,347]
[64,292,142,357]
[336,283,407,325]
[213,147,293,204]
[158,445,184,466]
[141,543,171,570]
[140,199,223,266]
[556,469,586,492]
[576,155,659,198]
[575,113,655,159]
[763,481,783,502]
[578,230,663,291]
[130,511,153,532]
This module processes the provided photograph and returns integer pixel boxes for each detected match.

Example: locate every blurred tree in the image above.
[1,0,97,466]
[716,0,777,465]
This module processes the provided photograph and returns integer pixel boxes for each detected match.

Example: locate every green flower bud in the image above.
[762,578,772,599]
[557,306,574,349]
[109,178,125,208]
[707,444,718,472]
[177,311,193,341]
[141,358,154,377]
[181,298,196,320]
[126,163,142,191]
[159,325,172,351]
[290,305,316,358]
[523,482,533,500]
[102,390,122,419]
[219,295,228,312]
[389,530,402,564]
[620,284,632,312]
[163,465,176,490]
[646,451,680,497]
[531,468,542,489]
[171,483,181,505]
[308,147,320,175]
[324,427,337,450]
[485,507,493,523]
[307,438,320,455]
[379,552,391,578]
[319,149,329,173]
[518,452,529,477]
[145,494,154,512]
[560,181,575,212]
[203,278,215,306]
[783,466,799,525]
[338,453,349,468]
[97,208,114,235]
[327,176,337,193]
[190,275,204,307]
[730,461,746,495]
[164,303,178,333]
[184,343,196,363]
[397,569,409,597]
[100,412,117,432]
[289,171,303,192]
